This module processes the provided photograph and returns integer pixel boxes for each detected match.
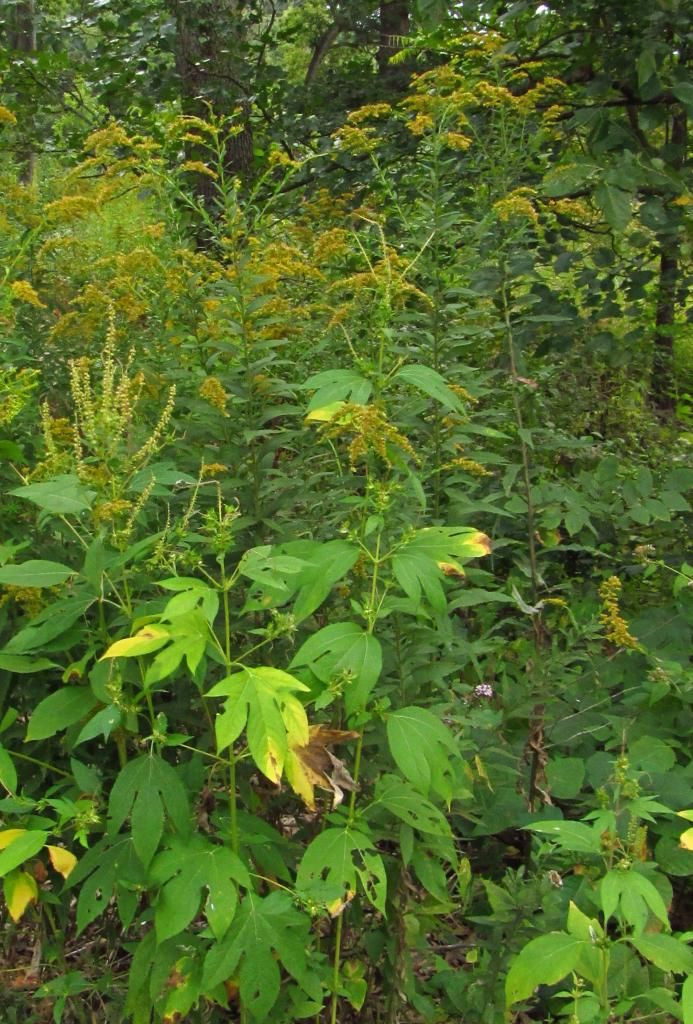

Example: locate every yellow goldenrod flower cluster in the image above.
[331,125,380,156]
[444,453,492,477]
[0,586,45,617]
[92,499,133,524]
[267,148,300,169]
[347,103,392,125]
[445,131,472,151]
[0,368,39,426]
[45,195,99,225]
[10,279,46,308]
[318,403,417,468]
[599,576,639,650]
[181,160,218,179]
[199,376,229,414]
[493,187,539,224]
[200,462,228,479]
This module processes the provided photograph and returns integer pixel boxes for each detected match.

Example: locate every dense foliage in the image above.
[1,2,692,1022]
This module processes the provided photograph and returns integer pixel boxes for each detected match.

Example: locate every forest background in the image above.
[0,1,692,1022]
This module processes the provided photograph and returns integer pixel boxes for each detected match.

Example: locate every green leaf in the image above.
[297,825,386,913]
[595,182,632,232]
[150,835,249,942]
[66,835,145,933]
[108,755,190,867]
[305,369,372,411]
[0,744,17,794]
[506,933,586,1006]
[682,975,693,1024]
[9,474,96,514]
[394,364,464,412]
[26,687,98,742]
[0,560,75,588]
[673,83,693,115]
[546,757,586,799]
[386,706,459,801]
[629,933,693,975]
[0,654,59,673]
[75,705,122,745]
[3,596,93,654]
[290,540,359,622]
[368,775,451,836]
[0,831,47,877]
[543,162,601,197]
[290,623,381,715]
[203,892,317,1019]
[392,527,491,612]
[525,820,602,854]
[414,0,447,29]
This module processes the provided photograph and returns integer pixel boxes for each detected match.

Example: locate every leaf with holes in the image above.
[66,835,146,933]
[297,824,386,913]
[202,891,320,1020]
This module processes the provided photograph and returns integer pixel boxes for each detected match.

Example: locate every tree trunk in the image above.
[169,0,254,186]
[6,0,37,185]
[377,1,410,88]
[651,107,687,412]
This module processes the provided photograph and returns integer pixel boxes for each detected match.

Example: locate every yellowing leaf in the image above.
[676,809,693,822]
[286,726,359,810]
[3,869,38,921]
[281,694,309,748]
[0,828,26,850]
[47,845,78,878]
[679,827,693,851]
[304,402,346,423]
[100,625,170,660]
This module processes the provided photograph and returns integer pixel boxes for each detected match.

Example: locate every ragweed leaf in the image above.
[506,933,586,1006]
[297,825,386,913]
[66,835,146,934]
[386,705,460,802]
[26,686,98,742]
[290,623,382,715]
[202,891,320,1021]
[0,559,75,588]
[208,667,309,783]
[392,527,491,612]
[108,754,190,867]
[150,835,249,942]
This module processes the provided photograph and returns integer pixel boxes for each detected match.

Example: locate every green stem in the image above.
[10,750,71,778]
[330,912,345,1024]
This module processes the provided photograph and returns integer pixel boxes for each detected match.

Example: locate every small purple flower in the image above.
[473,683,494,699]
